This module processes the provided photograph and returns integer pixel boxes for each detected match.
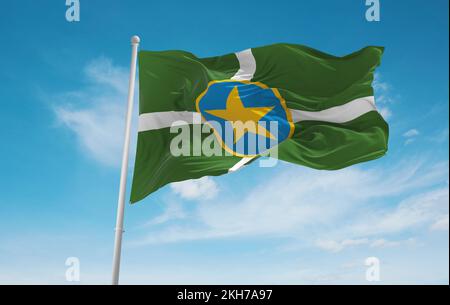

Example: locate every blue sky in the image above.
[0,0,448,284]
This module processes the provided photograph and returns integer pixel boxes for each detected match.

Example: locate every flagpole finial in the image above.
[131,35,140,45]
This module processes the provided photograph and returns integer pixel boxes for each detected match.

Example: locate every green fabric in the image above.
[130,127,240,203]
[277,111,389,170]
[130,44,388,203]
[138,50,239,113]
[251,44,383,111]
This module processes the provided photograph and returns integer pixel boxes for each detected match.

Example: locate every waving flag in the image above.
[130,43,388,203]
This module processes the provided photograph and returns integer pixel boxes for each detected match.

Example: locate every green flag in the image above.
[130,43,388,203]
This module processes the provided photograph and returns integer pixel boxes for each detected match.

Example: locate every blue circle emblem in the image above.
[196,80,294,156]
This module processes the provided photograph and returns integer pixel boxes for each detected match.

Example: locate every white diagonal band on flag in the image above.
[228,157,254,172]
[231,49,256,81]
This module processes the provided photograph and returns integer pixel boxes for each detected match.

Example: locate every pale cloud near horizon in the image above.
[53,57,135,167]
[314,237,417,253]
[315,238,369,253]
[431,214,449,231]
[130,158,449,251]
[370,238,416,249]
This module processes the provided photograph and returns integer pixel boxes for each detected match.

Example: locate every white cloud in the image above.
[370,238,416,249]
[373,73,396,120]
[315,238,369,253]
[84,58,129,95]
[403,129,420,138]
[378,106,392,120]
[131,159,449,249]
[53,57,134,166]
[347,187,448,237]
[314,237,417,253]
[142,201,186,226]
[170,177,219,200]
[403,129,420,145]
[404,138,416,145]
[373,73,395,104]
[430,214,449,231]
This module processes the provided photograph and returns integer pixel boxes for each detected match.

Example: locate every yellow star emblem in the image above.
[205,86,276,143]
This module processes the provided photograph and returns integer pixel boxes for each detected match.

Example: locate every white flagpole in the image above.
[111,35,140,285]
